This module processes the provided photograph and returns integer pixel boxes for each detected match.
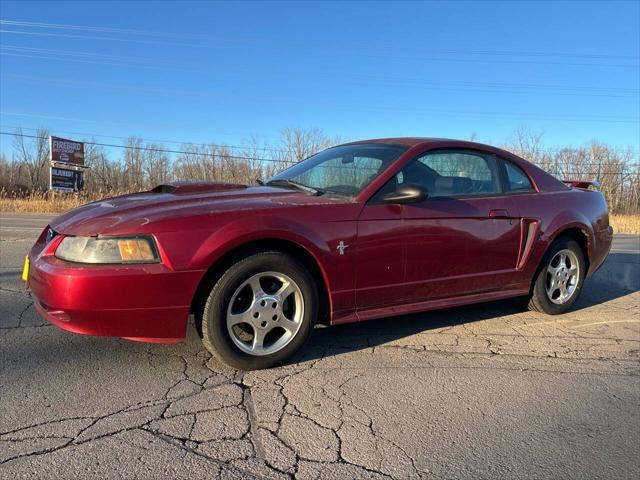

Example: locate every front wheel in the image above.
[201,251,318,370]
[528,237,586,315]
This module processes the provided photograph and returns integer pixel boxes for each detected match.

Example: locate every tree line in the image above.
[1,126,638,213]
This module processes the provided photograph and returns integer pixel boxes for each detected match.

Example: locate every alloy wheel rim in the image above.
[226,271,304,356]
[545,249,580,305]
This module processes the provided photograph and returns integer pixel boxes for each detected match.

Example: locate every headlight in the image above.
[55,236,159,264]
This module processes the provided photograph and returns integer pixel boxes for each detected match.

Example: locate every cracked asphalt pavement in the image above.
[1,213,639,479]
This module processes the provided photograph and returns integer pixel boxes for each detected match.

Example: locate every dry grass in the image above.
[1,191,639,234]
[0,191,111,214]
[609,214,640,235]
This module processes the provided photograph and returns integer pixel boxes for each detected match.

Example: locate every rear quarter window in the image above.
[504,161,534,192]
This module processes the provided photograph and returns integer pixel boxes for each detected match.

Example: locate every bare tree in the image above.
[502,129,639,213]
[503,126,552,169]
[11,127,50,190]
[143,144,170,187]
[84,142,123,192]
[1,126,637,213]
[0,153,28,193]
[174,144,219,182]
[122,137,145,191]
[276,127,337,164]
[242,135,280,181]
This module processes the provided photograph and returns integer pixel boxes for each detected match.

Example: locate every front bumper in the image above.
[28,246,204,342]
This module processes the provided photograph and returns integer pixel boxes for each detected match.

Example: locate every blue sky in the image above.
[0,0,638,158]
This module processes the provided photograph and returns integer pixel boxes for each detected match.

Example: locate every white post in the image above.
[49,136,53,200]
[48,136,53,191]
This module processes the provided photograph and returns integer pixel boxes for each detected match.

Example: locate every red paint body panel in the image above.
[28,243,202,340]
[28,138,613,342]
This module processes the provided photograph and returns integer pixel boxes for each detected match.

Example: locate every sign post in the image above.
[49,136,88,193]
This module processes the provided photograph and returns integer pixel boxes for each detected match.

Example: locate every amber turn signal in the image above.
[117,239,155,262]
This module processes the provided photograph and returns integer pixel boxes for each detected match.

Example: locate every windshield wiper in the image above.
[266,179,324,196]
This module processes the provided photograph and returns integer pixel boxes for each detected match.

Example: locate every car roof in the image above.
[339,137,503,151]
[338,137,531,164]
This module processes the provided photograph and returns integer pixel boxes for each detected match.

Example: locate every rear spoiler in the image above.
[562,180,600,190]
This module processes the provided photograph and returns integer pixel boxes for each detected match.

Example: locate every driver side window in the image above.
[374,150,501,201]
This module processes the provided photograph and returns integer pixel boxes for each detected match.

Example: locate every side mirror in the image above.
[382,183,428,204]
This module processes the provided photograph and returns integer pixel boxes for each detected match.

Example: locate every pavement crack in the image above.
[142,428,270,479]
[16,301,32,327]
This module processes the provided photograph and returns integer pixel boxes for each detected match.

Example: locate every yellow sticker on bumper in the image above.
[22,255,29,283]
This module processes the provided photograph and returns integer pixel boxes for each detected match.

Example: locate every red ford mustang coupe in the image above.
[25,138,612,369]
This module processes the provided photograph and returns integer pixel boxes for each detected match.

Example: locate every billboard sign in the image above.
[49,136,87,192]
[51,167,84,192]
[50,136,84,166]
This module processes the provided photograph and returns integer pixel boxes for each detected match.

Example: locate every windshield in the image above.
[268,144,408,196]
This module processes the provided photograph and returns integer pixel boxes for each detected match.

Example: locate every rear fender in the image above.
[526,211,594,278]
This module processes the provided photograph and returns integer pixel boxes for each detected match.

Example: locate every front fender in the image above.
[193,215,332,271]
[186,214,347,316]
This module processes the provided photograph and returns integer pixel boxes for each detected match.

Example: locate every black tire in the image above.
[201,251,318,370]
[528,237,586,315]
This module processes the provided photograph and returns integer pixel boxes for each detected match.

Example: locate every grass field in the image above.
[608,214,640,235]
[1,191,639,234]
[0,192,95,214]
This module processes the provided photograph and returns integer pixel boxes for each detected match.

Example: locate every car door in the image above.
[372,149,522,306]
[354,200,407,310]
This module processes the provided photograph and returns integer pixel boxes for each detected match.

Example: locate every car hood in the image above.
[50,182,353,236]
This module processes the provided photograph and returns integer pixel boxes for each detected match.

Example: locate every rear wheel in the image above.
[528,237,586,314]
[201,251,318,370]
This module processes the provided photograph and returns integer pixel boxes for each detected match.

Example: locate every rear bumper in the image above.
[28,249,204,342]
[588,225,613,277]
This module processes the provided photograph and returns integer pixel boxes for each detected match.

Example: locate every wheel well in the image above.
[553,227,590,270]
[190,238,331,336]
[528,227,591,296]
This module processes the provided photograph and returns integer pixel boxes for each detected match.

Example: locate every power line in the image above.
[3,124,638,159]
[370,78,638,94]
[0,125,293,155]
[0,29,203,48]
[2,103,638,127]
[2,19,638,61]
[362,53,639,69]
[0,111,261,138]
[2,32,637,69]
[1,45,162,65]
[4,71,637,100]
[0,19,203,40]
[6,46,639,82]
[2,124,638,160]
[3,46,638,103]
[1,131,639,171]
[0,131,294,164]
[0,51,164,69]
[6,72,638,95]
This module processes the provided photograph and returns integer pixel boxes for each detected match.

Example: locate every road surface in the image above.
[1,213,638,479]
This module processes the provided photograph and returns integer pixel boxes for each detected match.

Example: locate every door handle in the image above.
[489,209,510,218]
